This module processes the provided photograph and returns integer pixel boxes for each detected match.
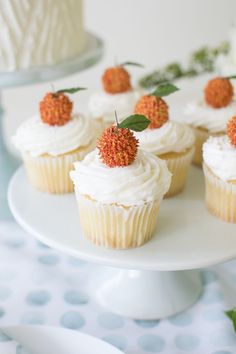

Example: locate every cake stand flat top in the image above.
[0,32,104,89]
[8,166,236,272]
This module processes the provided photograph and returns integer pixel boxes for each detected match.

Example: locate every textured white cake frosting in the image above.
[183,100,236,133]
[70,149,171,206]
[134,121,195,155]
[203,135,236,181]
[12,114,94,157]
[88,89,142,123]
[0,0,85,71]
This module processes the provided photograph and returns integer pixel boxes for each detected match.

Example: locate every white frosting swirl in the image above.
[88,89,142,123]
[183,100,236,133]
[12,114,94,157]
[134,121,195,155]
[203,135,236,181]
[70,149,171,206]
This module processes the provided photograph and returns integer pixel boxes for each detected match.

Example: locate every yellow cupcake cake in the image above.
[13,87,95,194]
[134,84,195,197]
[183,77,236,166]
[88,62,143,135]
[203,116,236,223]
[70,113,171,249]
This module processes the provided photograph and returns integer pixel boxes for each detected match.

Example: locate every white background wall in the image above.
[3,0,236,149]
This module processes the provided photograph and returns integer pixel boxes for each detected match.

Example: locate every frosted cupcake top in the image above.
[70,149,171,205]
[88,62,144,123]
[132,83,194,154]
[183,77,235,133]
[134,121,195,155]
[12,114,94,157]
[183,100,236,133]
[88,89,142,123]
[13,88,95,157]
[203,135,236,181]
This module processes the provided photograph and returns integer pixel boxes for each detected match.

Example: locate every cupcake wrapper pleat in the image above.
[203,163,236,223]
[192,128,209,167]
[161,147,194,198]
[23,146,91,194]
[76,193,161,249]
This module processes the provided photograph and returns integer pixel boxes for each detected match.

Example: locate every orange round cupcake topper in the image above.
[39,87,86,126]
[204,77,233,108]
[97,126,138,167]
[134,83,179,129]
[40,92,72,126]
[97,112,149,168]
[102,66,132,94]
[102,61,143,94]
[227,116,236,147]
[135,95,169,129]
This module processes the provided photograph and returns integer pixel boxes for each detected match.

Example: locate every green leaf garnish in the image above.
[225,75,236,80]
[56,87,87,94]
[120,61,144,68]
[118,114,150,132]
[225,308,236,332]
[151,83,179,97]
[139,41,230,88]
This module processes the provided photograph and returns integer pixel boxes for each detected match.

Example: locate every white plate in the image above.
[1,325,123,354]
[8,166,236,272]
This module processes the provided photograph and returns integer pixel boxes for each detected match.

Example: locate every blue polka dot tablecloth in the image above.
[0,220,236,354]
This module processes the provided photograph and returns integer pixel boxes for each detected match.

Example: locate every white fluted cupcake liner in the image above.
[203,163,236,223]
[192,127,209,166]
[76,192,161,249]
[22,145,92,194]
[160,147,194,198]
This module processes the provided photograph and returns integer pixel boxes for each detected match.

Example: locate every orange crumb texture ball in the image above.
[97,126,138,167]
[135,95,169,129]
[227,116,236,147]
[102,66,132,94]
[204,77,234,108]
[39,92,73,126]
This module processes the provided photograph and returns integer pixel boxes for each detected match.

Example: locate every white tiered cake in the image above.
[0,0,85,72]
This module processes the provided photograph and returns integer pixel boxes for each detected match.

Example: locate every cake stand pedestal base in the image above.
[90,268,202,320]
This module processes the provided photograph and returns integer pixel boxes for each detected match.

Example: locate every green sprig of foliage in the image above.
[139,42,229,88]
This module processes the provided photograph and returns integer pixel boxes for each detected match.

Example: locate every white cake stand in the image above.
[8,166,236,320]
[0,32,103,219]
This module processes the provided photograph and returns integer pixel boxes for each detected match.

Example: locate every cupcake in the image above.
[203,116,236,223]
[13,87,95,194]
[70,114,171,249]
[134,84,195,197]
[88,61,143,135]
[183,76,236,166]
